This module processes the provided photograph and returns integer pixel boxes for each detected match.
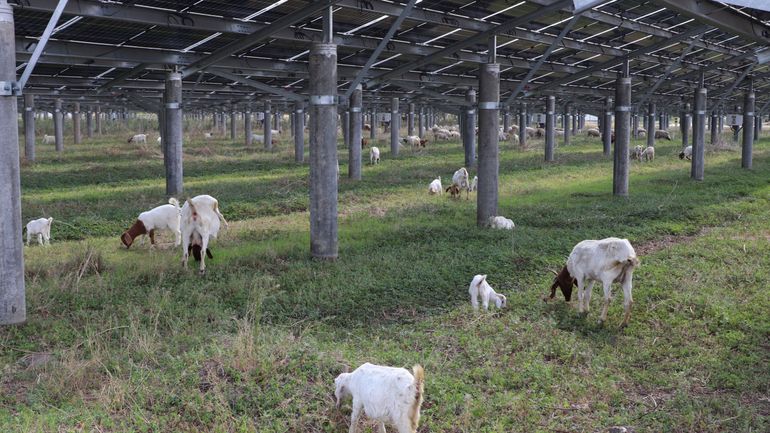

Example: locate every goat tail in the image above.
[186,198,198,216]
[409,364,425,430]
[168,197,180,208]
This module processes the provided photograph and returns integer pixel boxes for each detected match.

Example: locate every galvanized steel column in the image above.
[230,108,236,140]
[503,106,510,133]
[464,89,476,167]
[264,101,272,151]
[602,97,612,157]
[86,106,93,138]
[418,105,425,138]
[96,105,102,135]
[477,62,499,226]
[681,103,690,148]
[742,83,754,169]
[692,78,706,181]
[73,102,81,145]
[164,71,183,196]
[518,103,526,147]
[710,111,718,145]
[245,108,252,148]
[0,0,25,325]
[309,42,338,259]
[408,103,415,136]
[294,103,304,162]
[632,113,639,139]
[613,64,631,197]
[390,97,399,157]
[54,98,63,152]
[23,93,35,161]
[545,96,555,161]
[370,105,376,139]
[647,102,656,148]
[563,104,571,146]
[349,85,362,180]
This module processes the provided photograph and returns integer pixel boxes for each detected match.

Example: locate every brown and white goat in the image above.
[121,198,181,248]
[181,195,228,274]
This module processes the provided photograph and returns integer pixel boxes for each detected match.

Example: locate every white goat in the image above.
[121,198,181,249]
[334,363,425,433]
[452,167,471,199]
[630,145,643,161]
[42,134,55,145]
[26,217,53,246]
[679,145,692,160]
[370,146,380,165]
[488,216,515,230]
[204,132,213,139]
[428,177,442,195]
[469,175,478,192]
[565,237,640,327]
[641,146,655,161]
[127,134,147,144]
[469,274,506,310]
[181,195,228,274]
[402,135,426,148]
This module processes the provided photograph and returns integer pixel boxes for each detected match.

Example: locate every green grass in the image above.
[2,126,769,432]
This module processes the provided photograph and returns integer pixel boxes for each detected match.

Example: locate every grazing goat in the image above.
[679,145,692,160]
[42,134,55,145]
[128,134,147,144]
[641,146,655,162]
[548,238,640,327]
[586,128,601,138]
[449,131,461,139]
[26,217,53,246]
[121,198,181,249]
[469,175,478,192]
[334,363,424,433]
[204,132,213,139]
[509,125,519,135]
[525,127,537,138]
[428,177,442,195]
[181,195,228,275]
[534,128,545,138]
[636,128,647,138]
[630,145,643,161]
[488,216,515,230]
[469,274,507,310]
[654,130,672,140]
[452,167,471,199]
[370,146,380,165]
[446,184,461,199]
[402,135,427,148]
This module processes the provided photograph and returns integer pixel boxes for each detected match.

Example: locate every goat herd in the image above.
[25,123,674,433]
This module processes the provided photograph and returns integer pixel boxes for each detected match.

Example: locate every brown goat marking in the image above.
[361,138,368,148]
[446,184,461,199]
[419,139,427,147]
[121,220,147,248]
[546,266,576,302]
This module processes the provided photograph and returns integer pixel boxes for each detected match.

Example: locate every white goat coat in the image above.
[469,274,506,310]
[181,195,228,273]
[138,198,181,245]
[335,363,422,433]
[452,167,470,191]
[42,134,55,145]
[428,177,442,195]
[129,134,147,144]
[469,176,478,192]
[404,135,422,147]
[489,216,514,230]
[26,217,53,246]
[370,146,380,164]
[566,237,639,325]
[641,146,654,161]
[681,145,692,160]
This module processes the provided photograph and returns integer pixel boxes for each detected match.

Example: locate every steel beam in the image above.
[364,0,572,88]
[654,0,770,46]
[181,0,337,78]
[208,70,305,102]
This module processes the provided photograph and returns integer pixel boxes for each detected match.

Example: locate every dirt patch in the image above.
[636,228,711,255]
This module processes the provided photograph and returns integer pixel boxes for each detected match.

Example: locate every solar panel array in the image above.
[9,0,770,115]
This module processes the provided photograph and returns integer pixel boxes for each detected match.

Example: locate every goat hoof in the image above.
[199,269,206,276]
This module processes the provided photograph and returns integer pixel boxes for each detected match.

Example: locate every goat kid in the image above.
[26,217,53,246]
[335,363,424,433]
[370,146,380,165]
[469,274,506,310]
[428,177,442,195]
